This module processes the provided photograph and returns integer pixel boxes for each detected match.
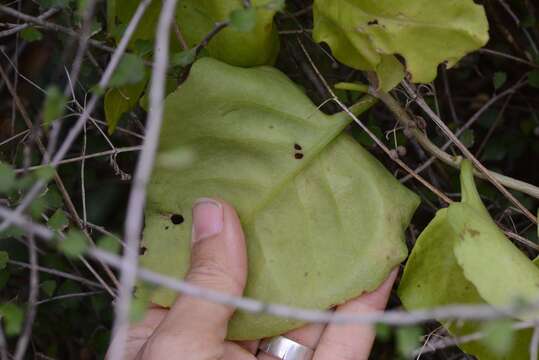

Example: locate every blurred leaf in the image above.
[264,0,285,11]
[312,0,489,83]
[171,49,197,67]
[493,72,507,89]
[0,303,23,336]
[43,188,63,209]
[0,270,9,291]
[129,294,149,323]
[41,280,57,297]
[104,78,147,134]
[97,235,121,254]
[30,197,47,219]
[480,321,515,356]
[0,251,8,270]
[528,70,539,88]
[58,230,88,258]
[0,227,24,240]
[0,162,16,193]
[48,209,69,231]
[39,0,72,8]
[43,86,67,128]
[396,326,422,358]
[229,7,257,32]
[134,39,153,57]
[375,323,391,342]
[20,27,43,42]
[460,129,475,148]
[35,166,56,183]
[109,54,146,88]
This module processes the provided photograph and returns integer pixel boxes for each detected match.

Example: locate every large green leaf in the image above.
[312,0,489,83]
[112,0,279,67]
[139,58,420,340]
[399,161,539,359]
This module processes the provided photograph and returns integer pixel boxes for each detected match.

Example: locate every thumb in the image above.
[152,198,247,344]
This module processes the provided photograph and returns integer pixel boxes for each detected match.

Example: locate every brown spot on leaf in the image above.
[294,153,304,159]
[170,214,184,225]
[294,143,302,151]
[139,246,147,255]
[466,228,480,237]
[368,19,379,25]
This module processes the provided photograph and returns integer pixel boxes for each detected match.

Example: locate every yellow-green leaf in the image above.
[313,0,489,83]
[139,58,419,340]
[104,77,147,134]
[399,160,538,359]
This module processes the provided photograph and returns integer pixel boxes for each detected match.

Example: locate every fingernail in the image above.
[192,198,223,244]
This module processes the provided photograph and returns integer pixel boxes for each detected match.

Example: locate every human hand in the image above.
[107,198,398,360]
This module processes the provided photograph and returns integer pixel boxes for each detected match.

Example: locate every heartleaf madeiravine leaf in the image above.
[398,160,539,359]
[313,0,489,83]
[139,58,420,340]
[112,0,279,67]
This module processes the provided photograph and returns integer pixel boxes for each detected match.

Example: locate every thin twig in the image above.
[478,48,539,68]
[13,235,38,360]
[531,326,539,360]
[0,7,58,38]
[36,291,104,306]
[0,322,8,360]
[108,0,179,358]
[4,205,539,328]
[402,81,538,223]
[8,260,104,289]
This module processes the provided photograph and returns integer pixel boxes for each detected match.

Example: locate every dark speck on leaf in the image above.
[295,153,304,159]
[171,214,184,225]
[165,226,169,230]
[294,143,302,151]
[368,19,379,25]
[466,228,480,237]
[139,246,147,255]
[304,272,309,277]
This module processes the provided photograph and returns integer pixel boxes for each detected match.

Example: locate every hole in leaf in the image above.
[139,246,147,255]
[294,143,302,151]
[170,214,184,225]
[368,19,379,25]
[294,153,304,159]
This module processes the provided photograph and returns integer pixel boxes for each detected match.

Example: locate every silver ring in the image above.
[258,336,314,360]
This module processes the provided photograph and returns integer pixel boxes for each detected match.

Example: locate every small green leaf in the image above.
[43,86,67,128]
[229,7,257,32]
[528,70,539,89]
[171,49,197,67]
[0,270,10,291]
[129,294,150,323]
[43,188,63,209]
[48,209,69,231]
[480,321,515,356]
[396,326,422,358]
[30,197,47,219]
[460,129,475,148]
[0,303,24,336]
[375,323,391,342]
[58,230,88,258]
[0,227,24,240]
[20,27,43,42]
[134,39,153,57]
[0,251,8,270]
[104,78,147,134]
[97,235,121,254]
[41,280,57,297]
[35,166,56,183]
[109,54,146,88]
[493,72,507,90]
[0,162,16,193]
